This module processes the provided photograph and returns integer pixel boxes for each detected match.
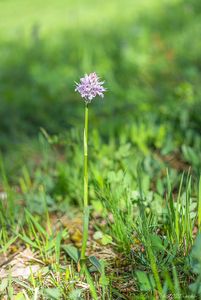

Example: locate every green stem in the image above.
[81,104,89,261]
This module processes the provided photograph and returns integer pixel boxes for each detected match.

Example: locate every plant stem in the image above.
[81,104,89,261]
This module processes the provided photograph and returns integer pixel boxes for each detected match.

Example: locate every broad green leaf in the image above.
[44,288,60,299]
[63,244,80,263]
[89,256,101,272]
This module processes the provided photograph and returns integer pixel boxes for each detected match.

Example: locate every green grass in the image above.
[0,130,200,299]
[0,0,158,37]
[0,0,201,298]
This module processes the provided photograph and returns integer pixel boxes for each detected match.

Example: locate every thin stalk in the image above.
[175,173,184,243]
[81,104,89,261]
[83,264,98,300]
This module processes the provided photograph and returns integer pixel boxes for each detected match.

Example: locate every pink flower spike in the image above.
[75,72,106,103]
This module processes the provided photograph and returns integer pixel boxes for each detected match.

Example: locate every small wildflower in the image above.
[75,72,106,103]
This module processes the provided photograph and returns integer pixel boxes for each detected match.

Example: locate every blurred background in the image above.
[0,0,200,177]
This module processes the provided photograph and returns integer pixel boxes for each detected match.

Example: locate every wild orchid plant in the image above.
[75,72,106,266]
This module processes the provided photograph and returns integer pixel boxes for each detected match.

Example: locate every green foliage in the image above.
[0,0,201,299]
[0,0,201,158]
[135,270,155,292]
[63,245,80,264]
[189,234,201,295]
[44,288,61,300]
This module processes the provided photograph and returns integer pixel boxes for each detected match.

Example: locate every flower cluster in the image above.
[75,72,106,103]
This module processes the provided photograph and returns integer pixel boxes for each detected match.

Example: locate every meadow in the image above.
[0,0,201,299]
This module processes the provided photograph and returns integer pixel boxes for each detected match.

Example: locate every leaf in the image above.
[69,289,83,300]
[25,209,47,237]
[189,234,201,295]
[0,235,18,254]
[44,288,61,299]
[13,292,26,300]
[84,265,98,300]
[19,234,40,249]
[135,270,155,291]
[55,231,62,264]
[190,236,201,274]
[0,278,8,292]
[150,234,164,252]
[101,234,113,245]
[99,260,109,286]
[189,280,201,295]
[89,256,101,272]
[63,245,80,263]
